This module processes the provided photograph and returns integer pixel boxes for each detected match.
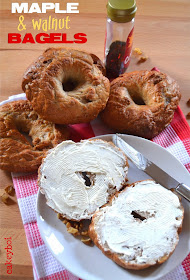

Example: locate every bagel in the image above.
[22,48,110,124]
[0,100,69,173]
[101,70,181,139]
[38,139,128,221]
[89,180,184,270]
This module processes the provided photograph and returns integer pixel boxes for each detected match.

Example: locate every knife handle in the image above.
[176,183,190,202]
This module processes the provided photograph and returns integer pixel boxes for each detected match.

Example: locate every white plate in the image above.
[37,134,190,280]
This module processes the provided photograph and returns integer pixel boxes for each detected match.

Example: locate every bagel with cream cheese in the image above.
[38,139,128,221]
[101,70,181,139]
[89,180,184,270]
[0,100,69,173]
[22,48,110,124]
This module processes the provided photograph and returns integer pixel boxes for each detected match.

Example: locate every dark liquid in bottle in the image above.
[105,40,127,80]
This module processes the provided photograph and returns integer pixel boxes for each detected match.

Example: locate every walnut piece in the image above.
[67,226,79,235]
[1,193,9,204]
[62,218,68,224]
[57,213,62,219]
[66,222,71,228]
[137,56,148,64]
[81,237,92,245]
[81,231,89,236]
[132,47,148,64]
[56,211,92,243]
[4,185,15,196]
[133,48,142,55]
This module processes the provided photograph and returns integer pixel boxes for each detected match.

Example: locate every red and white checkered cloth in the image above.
[11,106,190,280]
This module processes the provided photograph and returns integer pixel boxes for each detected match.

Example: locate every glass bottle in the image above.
[104,0,137,80]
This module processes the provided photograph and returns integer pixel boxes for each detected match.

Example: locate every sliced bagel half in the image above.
[89,180,184,270]
[38,139,128,221]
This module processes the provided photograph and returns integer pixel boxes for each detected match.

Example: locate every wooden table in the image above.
[0,0,190,279]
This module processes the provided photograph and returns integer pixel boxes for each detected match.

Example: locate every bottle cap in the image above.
[107,0,137,23]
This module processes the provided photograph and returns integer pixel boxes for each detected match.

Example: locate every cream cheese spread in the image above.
[94,180,184,265]
[39,139,128,220]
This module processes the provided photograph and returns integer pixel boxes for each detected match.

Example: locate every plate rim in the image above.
[36,134,190,280]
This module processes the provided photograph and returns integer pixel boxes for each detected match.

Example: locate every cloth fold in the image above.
[11,106,190,280]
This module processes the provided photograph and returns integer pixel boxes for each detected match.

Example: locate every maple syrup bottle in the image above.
[105,0,137,80]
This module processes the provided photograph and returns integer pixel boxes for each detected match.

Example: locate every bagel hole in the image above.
[62,78,81,92]
[76,172,96,188]
[20,131,33,146]
[131,95,146,105]
[82,172,91,186]
[131,211,146,221]
[131,210,156,221]
[15,122,33,146]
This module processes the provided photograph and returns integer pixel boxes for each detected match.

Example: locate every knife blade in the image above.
[112,134,190,202]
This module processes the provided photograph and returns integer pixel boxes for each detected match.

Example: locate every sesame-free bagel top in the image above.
[0,100,69,173]
[101,70,181,139]
[22,48,110,124]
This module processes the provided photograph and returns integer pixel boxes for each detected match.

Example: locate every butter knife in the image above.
[112,134,190,202]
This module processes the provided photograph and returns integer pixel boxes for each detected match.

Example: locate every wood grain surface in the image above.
[0,0,190,279]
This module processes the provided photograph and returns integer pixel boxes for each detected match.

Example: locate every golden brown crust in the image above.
[0,100,69,173]
[22,48,110,124]
[89,53,106,76]
[101,70,181,139]
[89,180,184,270]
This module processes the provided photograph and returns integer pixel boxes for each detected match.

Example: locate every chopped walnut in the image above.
[187,99,190,106]
[81,231,89,236]
[79,222,83,230]
[1,193,9,204]
[67,226,79,235]
[132,47,148,64]
[186,112,190,119]
[81,237,92,245]
[73,222,79,229]
[133,48,142,55]
[4,185,15,196]
[56,212,92,243]
[62,218,68,224]
[137,56,148,64]
[57,214,69,224]
[57,213,62,219]
[66,222,71,228]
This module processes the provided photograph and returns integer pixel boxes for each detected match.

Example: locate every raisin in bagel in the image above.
[22,48,110,124]
[101,70,181,139]
[89,180,184,270]
[38,139,128,221]
[0,100,69,173]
